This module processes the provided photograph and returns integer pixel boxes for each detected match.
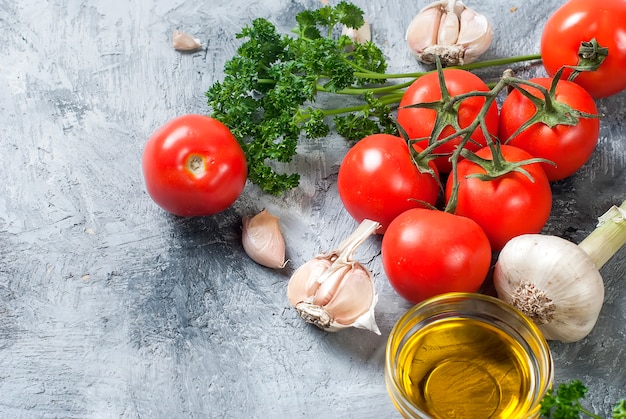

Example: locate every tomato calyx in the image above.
[501,69,600,144]
[568,38,609,82]
[400,65,464,140]
[459,143,552,182]
[399,58,497,180]
[400,60,485,155]
[396,123,440,184]
[443,142,552,213]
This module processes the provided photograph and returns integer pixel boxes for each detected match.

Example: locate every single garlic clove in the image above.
[406,6,442,55]
[172,30,202,51]
[311,264,350,307]
[287,257,333,305]
[242,209,287,269]
[321,264,376,326]
[437,8,460,46]
[341,20,372,45]
[457,8,493,63]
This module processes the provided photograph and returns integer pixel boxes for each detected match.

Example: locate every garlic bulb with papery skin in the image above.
[406,0,493,66]
[242,209,287,269]
[494,201,626,343]
[494,234,604,343]
[287,219,381,334]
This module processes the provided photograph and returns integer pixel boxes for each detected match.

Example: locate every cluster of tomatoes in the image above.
[140,0,625,304]
[338,0,626,303]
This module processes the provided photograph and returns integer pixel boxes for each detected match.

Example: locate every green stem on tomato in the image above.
[399,62,558,214]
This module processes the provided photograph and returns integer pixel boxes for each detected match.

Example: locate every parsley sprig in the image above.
[206,1,540,194]
[540,380,626,419]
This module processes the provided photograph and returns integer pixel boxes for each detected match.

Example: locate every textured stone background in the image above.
[0,0,624,417]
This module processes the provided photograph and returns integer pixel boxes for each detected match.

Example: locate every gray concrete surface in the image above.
[0,0,624,417]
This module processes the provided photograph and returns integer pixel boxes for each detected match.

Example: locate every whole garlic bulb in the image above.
[287,219,381,334]
[406,0,493,66]
[242,209,287,269]
[494,234,604,343]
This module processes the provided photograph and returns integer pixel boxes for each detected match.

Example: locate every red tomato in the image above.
[445,145,552,251]
[541,0,626,98]
[499,77,600,181]
[381,208,492,304]
[397,69,499,173]
[142,114,248,217]
[337,134,440,234]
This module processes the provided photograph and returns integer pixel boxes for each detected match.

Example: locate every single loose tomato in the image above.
[499,77,600,181]
[337,134,440,234]
[445,145,552,251]
[541,0,626,98]
[142,114,247,217]
[381,208,491,304]
[397,69,499,173]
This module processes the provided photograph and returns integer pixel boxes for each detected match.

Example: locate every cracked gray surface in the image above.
[0,0,624,417]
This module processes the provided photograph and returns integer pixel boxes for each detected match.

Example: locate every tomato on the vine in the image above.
[541,0,626,98]
[381,208,492,304]
[142,114,248,217]
[499,77,600,181]
[337,134,440,233]
[396,69,499,173]
[445,144,552,252]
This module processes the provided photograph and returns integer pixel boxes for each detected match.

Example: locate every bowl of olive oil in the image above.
[385,292,553,419]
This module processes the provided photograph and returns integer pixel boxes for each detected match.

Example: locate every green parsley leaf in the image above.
[335,1,365,29]
[613,400,626,419]
[540,380,625,419]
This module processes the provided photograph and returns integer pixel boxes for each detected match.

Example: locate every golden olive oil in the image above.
[395,317,534,418]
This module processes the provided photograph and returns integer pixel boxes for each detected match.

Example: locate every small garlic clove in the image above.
[457,8,493,63]
[342,20,372,45]
[406,0,493,66]
[242,209,287,269]
[286,219,381,334]
[321,264,376,326]
[172,30,202,51]
[287,257,333,305]
[406,6,442,55]
[437,8,460,46]
[311,264,350,307]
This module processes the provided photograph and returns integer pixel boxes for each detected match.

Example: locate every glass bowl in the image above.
[385,292,553,419]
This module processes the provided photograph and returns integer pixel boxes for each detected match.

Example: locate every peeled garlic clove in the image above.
[242,209,287,269]
[287,219,381,334]
[406,0,493,66]
[172,30,202,51]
